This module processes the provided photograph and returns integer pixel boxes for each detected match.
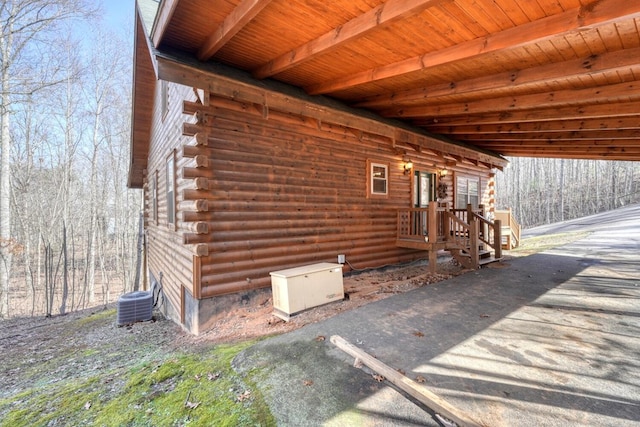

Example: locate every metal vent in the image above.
[117,291,153,326]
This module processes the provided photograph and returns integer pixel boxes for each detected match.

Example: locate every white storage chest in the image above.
[269,262,344,321]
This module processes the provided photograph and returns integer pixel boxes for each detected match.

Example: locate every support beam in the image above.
[197,0,273,61]
[415,101,640,126]
[427,117,640,134]
[354,47,640,109]
[305,0,640,95]
[252,0,446,79]
[380,81,640,118]
[454,130,640,142]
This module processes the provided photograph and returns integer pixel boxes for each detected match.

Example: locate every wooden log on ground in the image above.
[330,335,483,427]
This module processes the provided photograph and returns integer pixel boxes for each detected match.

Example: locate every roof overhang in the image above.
[134,0,640,163]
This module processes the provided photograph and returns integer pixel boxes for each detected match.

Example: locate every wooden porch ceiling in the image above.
[148,0,640,161]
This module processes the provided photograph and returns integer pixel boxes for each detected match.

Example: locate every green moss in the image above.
[75,308,117,327]
[1,341,275,427]
[0,377,101,427]
[94,343,274,426]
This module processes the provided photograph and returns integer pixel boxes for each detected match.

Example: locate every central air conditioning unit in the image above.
[269,262,344,321]
[117,290,153,326]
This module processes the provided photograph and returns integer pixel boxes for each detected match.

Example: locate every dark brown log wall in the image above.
[178,94,495,298]
[144,82,198,319]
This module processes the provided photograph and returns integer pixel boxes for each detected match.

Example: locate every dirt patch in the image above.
[192,258,468,344]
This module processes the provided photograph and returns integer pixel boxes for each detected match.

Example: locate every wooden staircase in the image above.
[396,202,504,272]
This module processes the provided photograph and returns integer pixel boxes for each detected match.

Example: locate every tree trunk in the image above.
[0,16,12,316]
[59,222,68,315]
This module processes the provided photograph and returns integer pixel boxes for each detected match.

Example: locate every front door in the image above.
[414,171,436,207]
[412,171,437,236]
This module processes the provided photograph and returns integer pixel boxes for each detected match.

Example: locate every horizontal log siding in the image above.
[178,95,493,298]
[144,82,199,316]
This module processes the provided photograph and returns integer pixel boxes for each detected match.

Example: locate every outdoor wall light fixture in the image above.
[404,160,413,175]
[440,168,448,177]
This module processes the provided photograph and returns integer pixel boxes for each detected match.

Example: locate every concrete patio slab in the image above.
[234,205,640,426]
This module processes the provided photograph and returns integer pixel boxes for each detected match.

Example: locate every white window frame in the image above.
[368,160,389,198]
[456,176,480,209]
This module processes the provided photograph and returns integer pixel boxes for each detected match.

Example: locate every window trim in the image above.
[160,80,169,121]
[152,170,158,223]
[166,152,176,228]
[367,160,389,198]
[455,175,480,209]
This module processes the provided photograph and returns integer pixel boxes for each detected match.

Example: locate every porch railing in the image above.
[397,205,448,244]
[470,210,502,259]
[397,202,503,269]
[495,208,521,249]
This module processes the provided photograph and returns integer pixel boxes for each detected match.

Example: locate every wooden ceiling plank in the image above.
[355,47,640,108]
[305,0,640,95]
[197,0,273,61]
[252,0,447,79]
[382,81,640,118]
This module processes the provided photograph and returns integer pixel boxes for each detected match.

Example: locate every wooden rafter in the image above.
[197,0,272,61]
[252,0,446,80]
[380,81,640,118]
[461,131,640,142]
[427,117,640,134]
[354,48,640,109]
[414,101,640,126]
[304,0,640,95]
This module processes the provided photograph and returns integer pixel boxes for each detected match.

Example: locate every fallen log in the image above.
[330,335,483,427]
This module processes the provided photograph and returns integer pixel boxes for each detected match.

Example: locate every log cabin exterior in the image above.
[129,0,640,334]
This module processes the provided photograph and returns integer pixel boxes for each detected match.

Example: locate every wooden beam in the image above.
[427,117,640,134]
[415,101,640,126]
[458,131,640,142]
[488,147,640,160]
[354,47,640,109]
[380,82,640,118]
[252,0,446,79]
[330,335,484,427]
[197,0,273,61]
[305,0,640,95]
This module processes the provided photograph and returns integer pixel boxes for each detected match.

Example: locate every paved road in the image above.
[235,204,640,426]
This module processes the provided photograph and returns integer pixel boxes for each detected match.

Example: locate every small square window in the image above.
[367,160,389,198]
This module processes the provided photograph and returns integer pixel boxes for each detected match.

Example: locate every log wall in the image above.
[142,78,497,329]
[144,81,199,320]
[176,93,495,299]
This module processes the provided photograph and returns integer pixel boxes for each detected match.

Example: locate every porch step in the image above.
[479,256,503,266]
[448,248,502,268]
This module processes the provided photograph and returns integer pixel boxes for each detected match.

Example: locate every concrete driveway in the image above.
[234,204,640,426]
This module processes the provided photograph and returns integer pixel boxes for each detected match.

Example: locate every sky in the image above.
[102,0,136,33]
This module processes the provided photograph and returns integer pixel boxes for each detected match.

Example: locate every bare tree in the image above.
[0,0,95,317]
[496,158,640,228]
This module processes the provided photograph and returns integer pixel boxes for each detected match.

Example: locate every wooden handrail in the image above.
[397,205,448,243]
[495,208,521,249]
[469,207,502,259]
